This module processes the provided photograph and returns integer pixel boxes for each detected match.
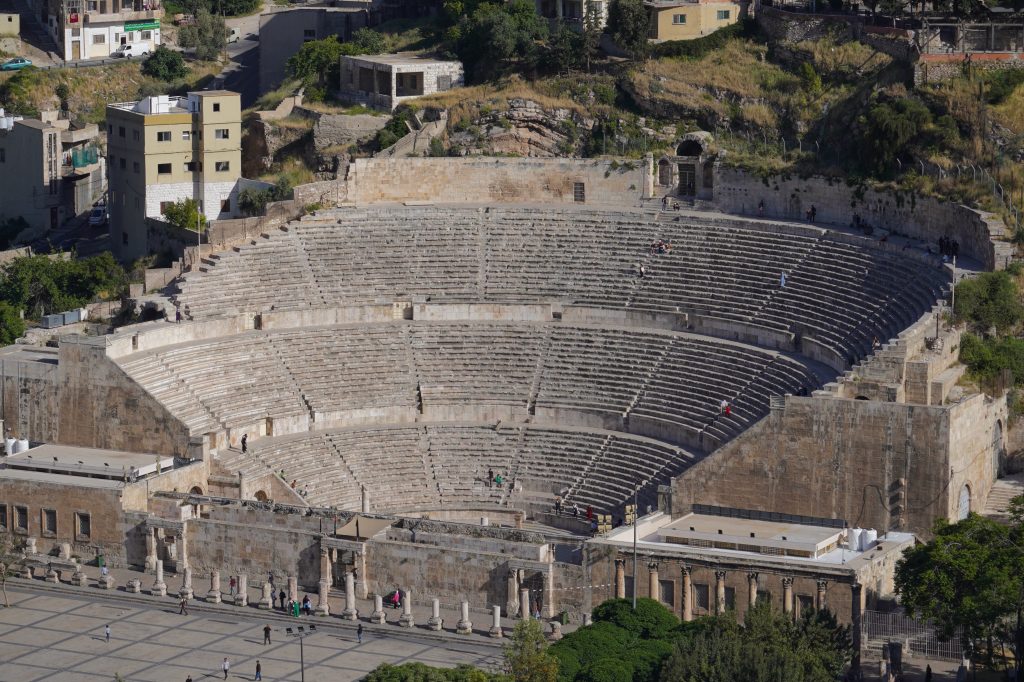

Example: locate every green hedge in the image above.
[649,21,755,60]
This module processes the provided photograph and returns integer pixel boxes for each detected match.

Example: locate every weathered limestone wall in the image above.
[0,352,60,442]
[916,53,1024,85]
[671,396,960,537]
[713,166,1012,270]
[56,337,191,457]
[347,158,645,206]
[947,394,1007,518]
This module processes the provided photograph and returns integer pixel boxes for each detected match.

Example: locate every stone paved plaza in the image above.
[0,586,503,681]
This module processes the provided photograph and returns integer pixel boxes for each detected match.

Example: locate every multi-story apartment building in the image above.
[106,91,242,261]
[37,0,162,61]
[0,109,104,238]
[645,0,742,41]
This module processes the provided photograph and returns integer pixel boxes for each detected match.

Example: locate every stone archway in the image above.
[956,484,971,520]
[188,485,204,495]
[254,490,269,502]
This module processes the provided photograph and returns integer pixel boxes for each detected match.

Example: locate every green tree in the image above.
[857,96,931,176]
[0,301,25,345]
[504,619,559,682]
[581,1,604,73]
[365,662,507,681]
[238,177,293,216]
[161,198,207,232]
[453,0,548,80]
[55,82,70,113]
[142,47,189,81]
[607,0,649,61]
[549,22,585,73]
[341,28,387,55]
[0,253,126,318]
[895,510,1024,677]
[0,534,26,607]
[954,270,1024,333]
[178,10,227,61]
[287,36,344,88]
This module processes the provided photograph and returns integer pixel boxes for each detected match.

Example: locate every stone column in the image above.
[427,598,443,631]
[456,600,472,634]
[341,570,358,620]
[489,605,503,638]
[361,486,369,513]
[399,589,415,627]
[179,567,193,600]
[748,573,758,608]
[715,570,727,614]
[72,565,87,586]
[259,582,272,610]
[506,569,520,618]
[548,621,563,641]
[520,588,531,620]
[152,559,167,597]
[681,565,692,622]
[582,612,592,626]
[614,559,625,600]
[178,533,189,571]
[318,547,331,587]
[207,570,222,603]
[816,580,828,611]
[371,594,386,624]
[25,537,37,555]
[127,578,141,593]
[144,528,157,571]
[288,575,298,603]
[235,573,248,606]
[851,583,863,679]
[782,577,794,616]
[316,579,330,617]
[648,562,660,602]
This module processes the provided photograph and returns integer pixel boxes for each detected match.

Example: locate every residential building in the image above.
[106,91,242,261]
[339,53,463,111]
[534,0,608,24]
[645,0,741,41]
[0,12,20,36]
[37,0,163,61]
[0,109,104,237]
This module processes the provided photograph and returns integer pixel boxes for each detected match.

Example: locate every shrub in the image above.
[954,270,1024,333]
[142,47,188,81]
[591,597,679,639]
[161,198,206,232]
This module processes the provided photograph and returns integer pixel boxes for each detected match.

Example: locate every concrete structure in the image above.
[0,109,104,238]
[42,0,163,61]
[0,12,20,36]
[106,91,243,261]
[339,53,464,111]
[257,4,371,94]
[645,0,741,41]
[534,0,608,24]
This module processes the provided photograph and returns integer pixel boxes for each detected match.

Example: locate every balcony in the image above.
[83,2,164,24]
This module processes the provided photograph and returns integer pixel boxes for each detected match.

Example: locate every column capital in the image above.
[680,563,691,577]
[747,572,759,582]
[781,576,794,588]
[614,557,626,568]
[714,570,727,581]
[816,579,829,591]
[647,561,659,572]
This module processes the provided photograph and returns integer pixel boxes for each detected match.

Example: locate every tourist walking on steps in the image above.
[279,589,287,611]
[720,398,728,414]
[357,623,363,643]
[222,658,230,679]
[487,468,493,487]
[241,434,247,453]
[104,624,110,643]
[263,623,272,645]
[179,595,189,615]
[255,660,262,681]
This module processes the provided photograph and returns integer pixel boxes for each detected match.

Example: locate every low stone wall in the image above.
[915,52,1024,85]
[713,165,1012,270]
[347,158,645,206]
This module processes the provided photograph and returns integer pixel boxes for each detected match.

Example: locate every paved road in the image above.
[0,584,503,681]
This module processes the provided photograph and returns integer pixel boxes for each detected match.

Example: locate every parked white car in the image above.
[112,43,151,59]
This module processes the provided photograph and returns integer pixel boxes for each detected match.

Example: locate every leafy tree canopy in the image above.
[0,301,25,345]
[451,0,549,81]
[954,270,1024,333]
[857,95,932,176]
[142,47,189,81]
[504,619,559,682]
[0,253,126,319]
[178,10,227,61]
[161,198,207,233]
[607,0,649,61]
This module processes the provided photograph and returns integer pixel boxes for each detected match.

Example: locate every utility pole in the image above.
[631,487,638,610]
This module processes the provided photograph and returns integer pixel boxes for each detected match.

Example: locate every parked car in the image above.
[88,206,107,226]
[1,57,32,71]
[228,26,241,43]
[111,43,150,59]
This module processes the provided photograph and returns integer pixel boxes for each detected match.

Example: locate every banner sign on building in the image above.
[123,19,158,31]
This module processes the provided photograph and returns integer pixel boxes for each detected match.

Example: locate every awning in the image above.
[334,516,393,540]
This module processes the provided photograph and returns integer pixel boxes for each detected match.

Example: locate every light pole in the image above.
[286,624,316,682]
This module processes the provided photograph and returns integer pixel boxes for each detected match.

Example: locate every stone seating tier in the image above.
[173,207,949,364]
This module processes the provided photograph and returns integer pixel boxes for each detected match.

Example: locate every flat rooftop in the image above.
[343,52,460,67]
[0,344,59,364]
[4,443,172,480]
[0,467,125,489]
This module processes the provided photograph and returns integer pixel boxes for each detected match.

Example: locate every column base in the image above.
[427,617,443,631]
[45,570,59,583]
[399,614,415,628]
[206,591,221,604]
[258,599,272,610]
[456,620,473,634]
[127,579,142,593]
[370,610,386,624]
[71,571,87,586]
[315,604,331,616]
[99,575,115,590]
[489,626,503,638]
[235,595,248,607]
[341,608,358,621]
[151,581,167,597]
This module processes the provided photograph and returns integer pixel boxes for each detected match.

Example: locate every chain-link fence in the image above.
[862,610,966,661]
[911,157,1022,234]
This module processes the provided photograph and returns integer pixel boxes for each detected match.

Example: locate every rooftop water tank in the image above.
[848,528,863,552]
[864,528,878,550]
[4,437,14,455]
[13,438,29,454]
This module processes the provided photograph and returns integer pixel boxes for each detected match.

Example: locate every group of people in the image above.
[661,196,682,211]
[805,205,818,222]
[486,468,505,488]
[650,239,672,255]
[553,496,596,520]
[938,236,960,261]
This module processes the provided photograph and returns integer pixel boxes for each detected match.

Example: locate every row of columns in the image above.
[615,559,832,621]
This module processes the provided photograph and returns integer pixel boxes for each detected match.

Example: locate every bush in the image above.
[142,47,188,81]
[161,198,206,232]
[238,178,293,217]
[954,270,1024,333]
[0,301,25,345]
[178,10,227,61]
[0,252,126,319]
[650,21,751,59]
[591,598,679,640]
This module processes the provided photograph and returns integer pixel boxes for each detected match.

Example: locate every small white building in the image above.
[339,53,464,111]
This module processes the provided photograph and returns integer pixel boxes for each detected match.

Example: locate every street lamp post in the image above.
[286,624,316,682]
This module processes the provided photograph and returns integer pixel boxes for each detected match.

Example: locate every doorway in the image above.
[678,163,696,196]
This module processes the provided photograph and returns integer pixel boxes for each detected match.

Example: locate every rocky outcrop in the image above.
[452,99,595,157]
[313,113,388,151]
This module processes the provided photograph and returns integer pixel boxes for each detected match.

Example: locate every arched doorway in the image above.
[657,159,671,186]
[254,490,269,502]
[956,484,970,520]
[676,140,704,156]
[188,486,203,495]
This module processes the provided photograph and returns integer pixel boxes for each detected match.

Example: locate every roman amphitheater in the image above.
[0,152,1017,653]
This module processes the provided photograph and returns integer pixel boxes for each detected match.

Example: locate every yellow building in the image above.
[646,0,742,41]
[106,91,242,261]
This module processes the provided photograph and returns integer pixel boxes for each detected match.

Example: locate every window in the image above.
[119,157,126,170]
[93,33,105,44]
[134,196,140,208]
[221,198,231,212]
[212,103,221,112]
[184,161,196,172]
[133,161,139,173]
[157,163,171,174]
[141,30,151,39]
[108,123,113,134]
[215,128,230,140]
[437,75,451,91]
[42,509,57,536]
[157,131,171,142]
[573,181,585,203]
[133,129,140,141]
[797,594,815,615]
[0,504,6,530]
[693,583,710,611]
[672,13,686,23]
[723,586,736,610]
[122,231,128,245]
[182,131,191,141]
[303,28,315,40]
[215,161,230,172]
[717,9,730,19]
[15,505,28,532]
[658,579,674,605]
[160,201,172,214]
[75,512,91,540]
[118,125,125,137]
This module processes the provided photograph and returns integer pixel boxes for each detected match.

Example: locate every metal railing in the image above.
[862,610,966,661]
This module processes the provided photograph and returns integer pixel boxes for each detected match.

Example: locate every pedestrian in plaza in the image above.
[278,589,287,611]
[104,624,110,643]
[267,571,274,588]
[357,623,363,644]
[263,623,272,645]
[222,657,230,679]
[241,433,248,454]
[175,308,182,324]
[229,576,236,596]
[487,468,493,488]
[179,595,189,615]
[255,660,262,681]
[186,677,193,682]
